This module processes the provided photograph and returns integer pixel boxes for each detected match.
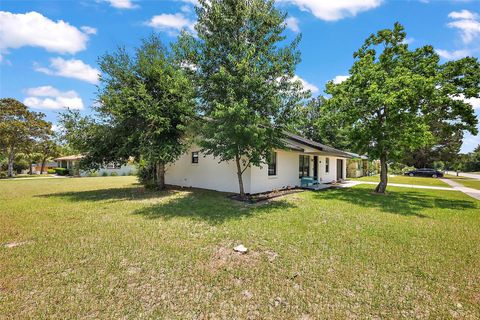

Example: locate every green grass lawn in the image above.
[443,175,480,190]
[351,174,450,187]
[455,179,480,190]
[2,177,480,318]
[451,178,480,190]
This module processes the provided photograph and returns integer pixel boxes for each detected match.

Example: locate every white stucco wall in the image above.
[97,164,136,176]
[251,153,347,193]
[80,164,136,176]
[249,150,301,194]
[165,146,251,194]
[165,146,347,194]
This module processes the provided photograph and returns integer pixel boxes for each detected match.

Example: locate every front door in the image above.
[336,159,343,180]
[313,156,318,180]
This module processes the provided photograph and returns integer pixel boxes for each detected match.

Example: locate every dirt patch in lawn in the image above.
[206,244,281,273]
[3,240,33,248]
[208,245,261,272]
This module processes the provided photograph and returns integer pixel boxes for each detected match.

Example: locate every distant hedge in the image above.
[54,168,70,176]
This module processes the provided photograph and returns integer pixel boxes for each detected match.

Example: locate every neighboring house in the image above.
[345,152,369,178]
[165,132,352,194]
[31,161,58,174]
[54,155,136,176]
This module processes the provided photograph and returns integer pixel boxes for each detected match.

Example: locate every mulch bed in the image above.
[229,188,304,203]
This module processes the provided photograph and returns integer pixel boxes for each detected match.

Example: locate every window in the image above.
[299,155,310,178]
[106,163,120,169]
[268,151,277,176]
[192,151,199,164]
[325,157,330,173]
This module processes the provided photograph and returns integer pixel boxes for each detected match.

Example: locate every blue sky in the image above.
[1,0,479,152]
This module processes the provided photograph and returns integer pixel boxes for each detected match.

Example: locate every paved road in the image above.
[445,171,480,180]
[440,178,480,200]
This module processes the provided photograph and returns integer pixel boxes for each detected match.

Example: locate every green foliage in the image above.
[110,171,118,176]
[175,0,307,196]
[47,169,56,174]
[455,145,480,172]
[137,160,156,188]
[296,96,351,150]
[54,168,70,176]
[60,34,195,189]
[0,171,7,179]
[102,171,108,177]
[389,163,416,175]
[0,98,52,177]
[433,161,445,171]
[324,23,479,192]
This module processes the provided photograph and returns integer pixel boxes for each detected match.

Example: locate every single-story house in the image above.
[165,132,352,194]
[54,155,136,176]
[345,152,369,178]
[31,161,58,174]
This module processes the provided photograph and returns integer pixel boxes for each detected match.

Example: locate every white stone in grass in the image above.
[233,244,248,254]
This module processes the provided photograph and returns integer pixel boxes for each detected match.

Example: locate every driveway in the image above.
[440,178,480,200]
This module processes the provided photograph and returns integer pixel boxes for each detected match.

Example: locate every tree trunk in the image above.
[40,157,47,174]
[7,149,14,178]
[29,162,33,175]
[235,155,246,199]
[155,162,166,190]
[375,153,388,194]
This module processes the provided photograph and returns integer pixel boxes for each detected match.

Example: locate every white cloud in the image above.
[448,9,478,21]
[80,26,97,35]
[0,11,91,58]
[104,0,137,9]
[180,5,192,13]
[285,17,300,33]
[332,75,349,84]
[435,48,472,60]
[35,57,100,84]
[453,94,480,109]
[146,13,195,35]
[24,86,84,110]
[447,10,480,44]
[293,75,319,94]
[278,0,382,21]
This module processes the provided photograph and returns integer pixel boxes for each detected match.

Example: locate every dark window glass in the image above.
[192,151,199,163]
[326,158,330,173]
[268,151,277,176]
[299,155,310,178]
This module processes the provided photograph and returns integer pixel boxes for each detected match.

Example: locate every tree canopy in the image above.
[60,35,195,188]
[0,98,52,177]
[175,0,307,197]
[324,23,479,193]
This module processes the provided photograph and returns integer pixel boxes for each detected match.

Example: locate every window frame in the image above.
[191,151,199,164]
[325,157,330,173]
[268,151,277,176]
[299,155,310,178]
[106,163,120,170]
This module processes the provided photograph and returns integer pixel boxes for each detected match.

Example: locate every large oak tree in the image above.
[325,23,479,193]
[60,35,195,189]
[176,0,306,197]
[0,98,52,177]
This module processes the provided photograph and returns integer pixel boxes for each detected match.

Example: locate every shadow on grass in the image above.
[37,185,169,202]
[37,186,297,225]
[315,186,477,218]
